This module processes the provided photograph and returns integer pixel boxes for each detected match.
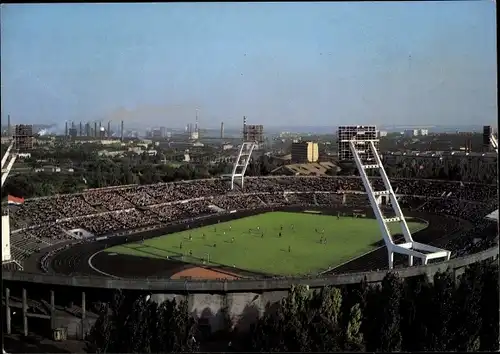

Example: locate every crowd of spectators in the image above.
[6,176,497,265]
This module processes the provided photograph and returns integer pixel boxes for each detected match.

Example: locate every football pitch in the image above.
[105,211,427,276]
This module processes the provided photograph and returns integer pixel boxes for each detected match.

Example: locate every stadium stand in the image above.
[4,176,497,271]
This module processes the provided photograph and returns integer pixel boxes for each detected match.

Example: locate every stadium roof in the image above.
[485,209,498,222]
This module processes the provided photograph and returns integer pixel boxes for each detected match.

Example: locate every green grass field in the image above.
[105,211,427,276]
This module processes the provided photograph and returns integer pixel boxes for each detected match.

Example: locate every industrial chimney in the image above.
[195,109,199,133]
[120,120,124,141]
[220,122,224,139]
[243,116,247,140]
[107,121,111,138]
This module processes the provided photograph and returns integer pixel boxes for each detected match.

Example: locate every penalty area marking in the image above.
[88,250,120,278]
[319,217,430,275]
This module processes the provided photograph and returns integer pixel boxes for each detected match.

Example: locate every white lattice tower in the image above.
[490,134,498,154]
[1,140,16,264]
[230,141,256,190]
[348,139,451,269]
[1,140,18,188]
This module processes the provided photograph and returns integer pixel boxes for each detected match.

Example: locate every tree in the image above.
[425,271,455,351]
[400,275,432,351]
[88,293,198,353]
[344,303,364,351]
[152,298,199,353]
[479,261,500,351]
[451,263,483,351]
[249,285,344,352]
[377,273,403,352]
[360,283,381,351]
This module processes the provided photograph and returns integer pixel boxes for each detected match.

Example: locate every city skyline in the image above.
[0,2,497,128]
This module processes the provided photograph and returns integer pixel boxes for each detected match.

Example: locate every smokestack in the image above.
[79,122,83,136]
[220,122,224,139]
[7,114,11,137]
[243,116,247,140]
[195,109,199,133]
[94,122,98,138]
[120,120,124,141]
[65,121,68,137]
[107,121,111,138]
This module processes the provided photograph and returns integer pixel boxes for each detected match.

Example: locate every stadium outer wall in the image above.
[2,206,499,336]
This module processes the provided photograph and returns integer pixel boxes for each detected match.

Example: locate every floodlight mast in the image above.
[1,140,18,188]
[1,138,22,270]
[230,141,256,190]
[338,126,451,269]
[490,134,498,154]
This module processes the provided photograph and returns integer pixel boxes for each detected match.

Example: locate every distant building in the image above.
[69,128,78,138]
[291,142,319,163]
[151,129,161,138]
[404,129,419,137]
[378,130,388,137]
[419,129,429,136]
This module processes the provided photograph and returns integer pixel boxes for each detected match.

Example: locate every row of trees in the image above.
[1,154,282,199]
[87,261,499,353]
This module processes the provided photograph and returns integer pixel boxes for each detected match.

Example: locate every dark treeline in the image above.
[3,151,497,199]
[86,261,499,353]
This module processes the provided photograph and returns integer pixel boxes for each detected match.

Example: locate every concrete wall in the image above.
[4,247,497,292]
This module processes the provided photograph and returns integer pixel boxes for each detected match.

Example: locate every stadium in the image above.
[3,175,498,278]
[2,127,498,340]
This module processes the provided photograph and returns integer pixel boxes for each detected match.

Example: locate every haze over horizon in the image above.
[0,2,497,129]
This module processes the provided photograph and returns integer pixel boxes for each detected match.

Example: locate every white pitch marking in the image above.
[88,250,120,278]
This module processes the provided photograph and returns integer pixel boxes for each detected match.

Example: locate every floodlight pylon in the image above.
[1,139,20,268]
[490,134,498,154]
[230,141,256,190]
[1,140,18,188]
[348,139,451,269]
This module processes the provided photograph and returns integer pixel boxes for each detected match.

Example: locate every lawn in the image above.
[105,211,427,276]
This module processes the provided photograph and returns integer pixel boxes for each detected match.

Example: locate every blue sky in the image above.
[0,2,497,129]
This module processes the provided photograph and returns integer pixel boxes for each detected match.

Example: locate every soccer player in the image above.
[231,237,235,243]
[288,245,291,253]
[180,242,183,249]
[279,232,282,238]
